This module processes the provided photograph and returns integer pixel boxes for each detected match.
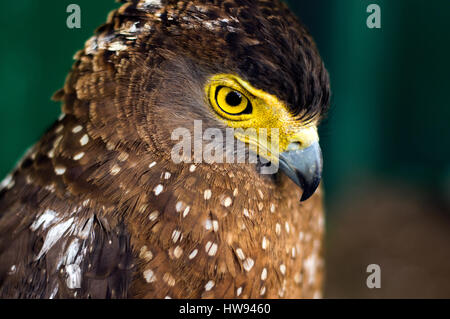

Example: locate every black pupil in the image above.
[225,91,243,107]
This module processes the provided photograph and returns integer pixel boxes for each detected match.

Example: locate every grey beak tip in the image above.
[299,175,321,202]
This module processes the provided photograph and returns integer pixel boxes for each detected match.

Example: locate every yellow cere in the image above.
[205,74,319,162]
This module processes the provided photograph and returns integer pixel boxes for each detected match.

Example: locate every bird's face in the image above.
[145,58,324,201]
[204,73,323,201]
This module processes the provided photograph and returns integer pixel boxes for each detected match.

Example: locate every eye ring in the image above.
[214,86,253,116]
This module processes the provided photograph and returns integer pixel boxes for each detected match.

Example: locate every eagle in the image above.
[0,0,330,299]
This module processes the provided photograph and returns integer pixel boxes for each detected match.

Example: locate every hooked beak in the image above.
[279,142,323,201]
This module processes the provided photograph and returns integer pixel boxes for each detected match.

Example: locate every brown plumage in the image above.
[0,0,329,298]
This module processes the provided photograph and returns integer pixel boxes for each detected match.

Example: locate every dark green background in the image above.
[0,0,449,204]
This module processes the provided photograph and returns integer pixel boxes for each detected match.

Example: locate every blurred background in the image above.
[0,0,449,298]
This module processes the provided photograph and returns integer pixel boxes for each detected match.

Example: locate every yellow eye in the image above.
[211,86,253,118]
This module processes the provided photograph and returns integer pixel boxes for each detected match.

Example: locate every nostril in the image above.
[286,142,302,151]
